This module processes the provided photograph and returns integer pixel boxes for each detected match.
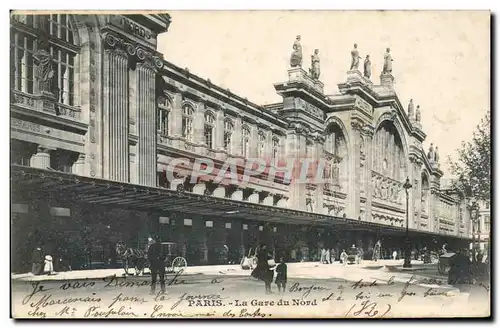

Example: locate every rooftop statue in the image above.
[350,43,362,70]
[290,35,303,68]
[382,48,393,74]
[416,105,421,122]
[408,99,414,118]
[427,143,435,162]
[363,55,371,79]
[309,49,320,80]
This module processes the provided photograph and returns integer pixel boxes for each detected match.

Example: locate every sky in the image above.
[157,11,490,177]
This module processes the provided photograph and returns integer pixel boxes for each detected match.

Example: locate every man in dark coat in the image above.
[31,247,44,275]
[148,235,166,295]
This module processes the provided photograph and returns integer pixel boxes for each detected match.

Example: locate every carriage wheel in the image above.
[171,257,187,273]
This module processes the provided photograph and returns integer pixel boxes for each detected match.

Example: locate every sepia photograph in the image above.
[9,9,491,319]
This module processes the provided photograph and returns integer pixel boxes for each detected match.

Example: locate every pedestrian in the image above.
[325,248,331,264]
[31,247,44,275]
[392,250,397,260]
[275,257,287,293]
[147,235,166,295]
[330,249,335,264]
[251,244,274,294]
[43,254,55,275]
[340,249,348,266]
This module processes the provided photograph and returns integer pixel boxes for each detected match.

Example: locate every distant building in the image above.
[10,13,471,272]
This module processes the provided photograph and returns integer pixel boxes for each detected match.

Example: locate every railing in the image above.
[11,90,81,120]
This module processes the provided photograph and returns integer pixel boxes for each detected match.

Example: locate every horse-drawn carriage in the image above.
[345,247,363,265]
[116,241,187,276]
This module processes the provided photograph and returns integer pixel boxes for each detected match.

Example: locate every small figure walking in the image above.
[392,250,398,260]
[275,257,288,294]
[148,235,167,295]
[44,254,55,275]
[340,250,348,266]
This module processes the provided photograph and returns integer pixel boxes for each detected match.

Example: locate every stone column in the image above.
[410,157,422,230]
[364,130,374,222]
[194,101,206,146]
[249,123,258,158]
[73,153,86,176]
[171,93,183,144]
[233,115,243,157]
[312,134,325,213]
[30,146,51,169]
[103,47,129,182]
[136,62,157,187]
[265,128,273,163]
[287,124,307,211]
[348,121,362,219]
[214,107,225,152]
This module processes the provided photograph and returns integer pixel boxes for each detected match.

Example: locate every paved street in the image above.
[12,261,490,318]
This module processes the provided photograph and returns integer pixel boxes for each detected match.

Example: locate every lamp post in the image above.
[403,177,412,268]
[468,200,480,261]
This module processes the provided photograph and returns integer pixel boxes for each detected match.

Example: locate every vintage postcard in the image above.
[10,10,491,319]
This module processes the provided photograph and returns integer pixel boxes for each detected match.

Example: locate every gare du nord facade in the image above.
[10,12,472,272]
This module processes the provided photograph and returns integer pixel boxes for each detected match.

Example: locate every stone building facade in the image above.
[10,13,471,271]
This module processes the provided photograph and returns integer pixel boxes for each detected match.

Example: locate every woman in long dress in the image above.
[290,35,303,68]
[251,244,274,294]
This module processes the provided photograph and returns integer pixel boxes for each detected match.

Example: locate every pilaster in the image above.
[348,120,362,219]
[286,123,307,211]
[312,133,325,212]
[361,126,374,222]
[214,107,225,153]
[102,45,129,182]
[136,62,157,187]
[193,101,205,148]
[233,115,243,157]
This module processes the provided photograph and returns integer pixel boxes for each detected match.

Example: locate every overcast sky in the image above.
[157,11,490,177]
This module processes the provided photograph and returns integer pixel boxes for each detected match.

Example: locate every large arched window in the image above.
[204,111,215,149]
[157,96,171,137]
[11,14,78,105]
[257,131,266,158]
[373,121,405,181]
[182,104,194,141]
[224,118,234,153]
[242,125,251,158]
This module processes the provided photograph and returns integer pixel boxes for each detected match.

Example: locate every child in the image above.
[275,257,287,293]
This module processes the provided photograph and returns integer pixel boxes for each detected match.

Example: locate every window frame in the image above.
[223,118,234,153]
[181,104,194,141]
[204,111,215,149]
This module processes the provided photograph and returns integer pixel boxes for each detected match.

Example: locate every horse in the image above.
[115,242,148,276]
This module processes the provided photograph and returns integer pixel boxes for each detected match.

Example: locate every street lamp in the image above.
[468,201,480,260]
[403,177,413,268]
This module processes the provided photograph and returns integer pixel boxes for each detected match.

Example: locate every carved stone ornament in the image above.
[103,32,164,70]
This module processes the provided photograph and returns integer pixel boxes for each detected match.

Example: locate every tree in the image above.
[448,111,491,202]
